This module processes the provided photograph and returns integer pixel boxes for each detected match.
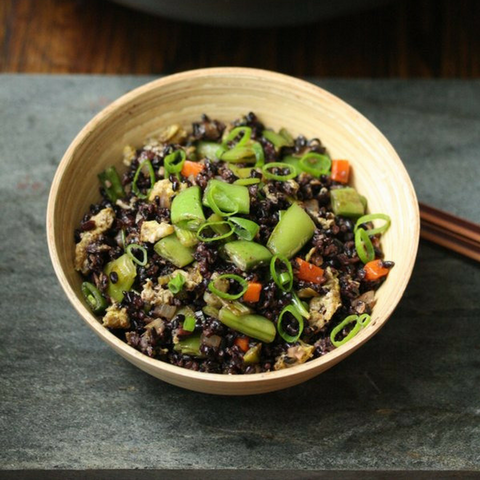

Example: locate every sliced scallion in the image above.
[299,153,331,178]
[229,217,260,241]
[262,162,297,181]
[126,243,148,267]
[252,142,265,167]
[330,314,371,347]
[270,254,293,292]
[277,305,304,343]
[208,274,248,300]
[224,126,252,147]
[233,178,261,186]
[132,159,156,199]
[196,220,235,242]
[183,315,196,332]
[98,166,125,203]
[354,213,391,236]
[291,292,310,319]
[164,150,186,177]
[168,273,186,294]
[355,227,375,264]
[262,129,294,148]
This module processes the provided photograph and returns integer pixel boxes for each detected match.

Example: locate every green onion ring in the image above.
[291,292,310,319]
[208,274,248,300]
[224,126,252,147]
[299,153,331,178]
[354,213,391,236]
[164,150,186,177]
[81,282,107,314]
[270,254,293,292]
[277,305,304,343]
[330,314,371,347]
[252,142,265,167]
[126,243,148,266]
[262,162,297,181]
[168,273,186,294]
[355,228,375,264]
[233,178,261,186]
[196,221,235,242]
[228,217,260,241]
[206,184,239,217]
[132,159,156,199]
[183,316,196,332]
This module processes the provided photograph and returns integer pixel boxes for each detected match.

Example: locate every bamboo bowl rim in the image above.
[47,67,419,393]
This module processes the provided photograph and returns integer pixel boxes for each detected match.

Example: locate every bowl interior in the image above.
[47,68,419,394]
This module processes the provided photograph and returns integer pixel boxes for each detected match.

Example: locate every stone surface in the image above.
[0,76,479,471]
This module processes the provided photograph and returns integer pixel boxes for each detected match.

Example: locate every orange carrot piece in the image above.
[181,160,204,177]
[296,258,324,284]
[331,159,350,184]
[243,282,262,303]
[234,337,250,352]
[364,259,390,281]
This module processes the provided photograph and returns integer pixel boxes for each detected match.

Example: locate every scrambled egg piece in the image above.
[139,220,174,243]
[102,304,130,329]
[274,341,315,370]
[156,124,187,144]
[141,279,174,307]
[308,267,341,332]
[172,266,203,291]
[122,145,136,166]
[148,178,174,204]
[74,207,115,275]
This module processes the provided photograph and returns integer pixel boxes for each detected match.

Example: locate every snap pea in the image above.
[330,187,365,217]
[196,141,223,161]
[203,179,250,216]
[154,234,195,268]
[223,240,272,271]
[267,202,315,258]
[81,282,107,314]
[171,186,206,231]
[218,308,276,343]
[174,226,199,247]
[104,254,137,303]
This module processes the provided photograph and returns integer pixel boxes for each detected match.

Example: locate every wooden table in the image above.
[1,0,479,77]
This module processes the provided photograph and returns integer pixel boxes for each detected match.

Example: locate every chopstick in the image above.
[419,202,480,262]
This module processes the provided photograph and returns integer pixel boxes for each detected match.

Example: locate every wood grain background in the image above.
[1,0,479,77]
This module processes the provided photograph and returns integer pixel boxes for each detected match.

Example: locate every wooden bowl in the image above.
[47,68,419,395]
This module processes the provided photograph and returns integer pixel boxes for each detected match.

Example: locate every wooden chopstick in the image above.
[419,202,480,262]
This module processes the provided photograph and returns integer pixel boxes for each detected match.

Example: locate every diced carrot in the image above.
[364,259,390,281]
[331,159,350,184]
[181,160,205,178]
[243,282,262,302]
[296,258,324,284]
[234,336,250,353]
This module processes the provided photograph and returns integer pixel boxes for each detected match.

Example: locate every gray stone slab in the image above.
[0,75,479,471]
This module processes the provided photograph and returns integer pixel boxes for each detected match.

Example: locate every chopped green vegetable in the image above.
[154,234,195,268]
[81,282,107,314]
[277,305,304,343]
[98,166,125,203]
[203,179,250,216]
[330,187,365,217]
[104,253,137,303]
[267,202,315,258]
[197,220,235,242]
[270,254,293,292]
[299,152,331,178]
[262,129,294,148]
[208,274,248,300]
[132,159,156,199]
[223,126,252,147]
[183,315,196,332]
[174,334,204,357]
[330,313,371,347]
[164,149,186,177]
[354,213,391,236]
[262,162,297,181]
[218,308,276,343]
[223,240,272,271]
[229,217,260,241]
[126,243,148,266]
[196,141,222,161]
[174,226,199,247]
[243,343,262,365]
[171,186,206,231]
[355,227,375,264]
[168,273,186,294]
